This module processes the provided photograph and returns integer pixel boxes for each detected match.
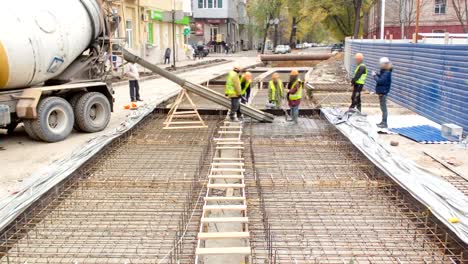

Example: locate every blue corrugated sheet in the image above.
[390,125,456,144]
[346,41,468,134]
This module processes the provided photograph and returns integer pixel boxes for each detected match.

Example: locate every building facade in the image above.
[190,0,250,51]
[366,0,464,39]
[109,0,189,65]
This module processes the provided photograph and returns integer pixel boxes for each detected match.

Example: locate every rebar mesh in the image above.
[0,114,220,264]
[245,117,467,264]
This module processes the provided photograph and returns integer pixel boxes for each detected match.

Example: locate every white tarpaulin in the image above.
[322,108,468,244]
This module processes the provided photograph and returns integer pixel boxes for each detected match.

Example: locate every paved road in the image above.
[0,56,259,198]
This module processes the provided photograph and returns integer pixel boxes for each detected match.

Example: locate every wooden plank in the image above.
[207,183,246,189]
[163,125,208,130]
[214,138,241,141]
[209,175,244,179]
[173,111,197,115]
[196,247,251,255]
[219,126,243,129]
[201,217,249,223]
[211,168,245,172]
[216,146,244,150]
[218,131,242,134]
[198,232,250,240]
[216,142,244,145]
[163,121,204,125]
[203,205,247,211]
[204,196,246,201]
[213,157,245,161]
[211,162,244,166]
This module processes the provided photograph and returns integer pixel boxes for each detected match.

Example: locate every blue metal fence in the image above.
[346,40,468,133]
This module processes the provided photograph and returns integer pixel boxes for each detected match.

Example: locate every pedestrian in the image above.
[268,73,284,109]
[225,65,243,122]
[125,62,141,102]
[240,72,253,104]
[349,53,368,112]
[164,48,171,64]
[372,57,393,128]
[225,43,230,54]
[286,69,303,124]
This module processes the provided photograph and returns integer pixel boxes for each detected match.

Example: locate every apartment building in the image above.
[365,0,465,39]
[109,0,189,64]
[191,0,250,51]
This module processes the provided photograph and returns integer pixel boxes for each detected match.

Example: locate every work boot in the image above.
[377,123,388,129]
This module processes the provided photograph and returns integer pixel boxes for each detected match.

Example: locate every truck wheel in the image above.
[23,120,40,141]
[69,92,86,131]
[74,92,111,133]
[31,97,74,142]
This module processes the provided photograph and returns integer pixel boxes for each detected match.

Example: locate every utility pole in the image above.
[380,0,386,39]
[172,0,176,68]
[414,0,421,43]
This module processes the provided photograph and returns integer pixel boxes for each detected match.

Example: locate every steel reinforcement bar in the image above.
[0,114,220,264]
[244,117,468,263]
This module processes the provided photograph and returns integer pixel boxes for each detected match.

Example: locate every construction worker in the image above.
[268,73,284,109]
[240,72,252,104]
[349,53,368,112]
[225,64,243,121]
[372,57,393,128]
[286,69,302,124]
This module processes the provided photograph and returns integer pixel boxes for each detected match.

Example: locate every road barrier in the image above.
[345,39,468,134]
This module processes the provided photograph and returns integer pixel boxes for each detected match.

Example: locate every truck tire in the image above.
[74,92,111,133]
[31,97,74,142]
[23,120,40,141]
[69,92,86,131]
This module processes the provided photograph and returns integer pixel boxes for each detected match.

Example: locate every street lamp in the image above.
[380,0,385,40]
[269,18,280,49]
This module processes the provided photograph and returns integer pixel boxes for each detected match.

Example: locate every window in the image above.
[125,20,133,48]
[435,0,446,14]
[198,0,222,8]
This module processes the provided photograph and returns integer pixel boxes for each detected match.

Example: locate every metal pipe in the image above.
[123,49,275,123]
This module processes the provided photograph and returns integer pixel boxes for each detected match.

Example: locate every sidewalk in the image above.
[0,56,259,198]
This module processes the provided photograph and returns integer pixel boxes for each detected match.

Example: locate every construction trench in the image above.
[0,63,467,263]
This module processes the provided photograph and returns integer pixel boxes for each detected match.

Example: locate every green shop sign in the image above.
[175,16,190,26]
[150,10,163,21]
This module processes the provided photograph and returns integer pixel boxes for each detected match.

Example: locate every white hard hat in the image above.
[379,57,390,64]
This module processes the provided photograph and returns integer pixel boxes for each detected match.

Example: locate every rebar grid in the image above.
[0,114,220,264]
[245,117,467,264]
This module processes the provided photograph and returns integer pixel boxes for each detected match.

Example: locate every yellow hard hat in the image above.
[290,69,299,76]
[355,53,364,60]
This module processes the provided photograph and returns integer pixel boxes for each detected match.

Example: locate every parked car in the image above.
[274,45,289,54]
[192,44,209,58]
[331,43,344,52]
[285,45,291,53]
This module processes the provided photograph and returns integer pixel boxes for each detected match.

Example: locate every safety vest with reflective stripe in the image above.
[240,76,251,96]
[225,71,239,97]
[268,80,284,101]
[288,80,303,101]
[354,63,368,85]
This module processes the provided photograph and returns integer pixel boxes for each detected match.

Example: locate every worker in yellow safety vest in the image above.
[268,72,284,109]
[349,53,368,112]
[225,64,243,121]
[286,69,303,124]
[240,72,252,104]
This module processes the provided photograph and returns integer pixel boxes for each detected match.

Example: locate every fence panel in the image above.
[345,39,468,133]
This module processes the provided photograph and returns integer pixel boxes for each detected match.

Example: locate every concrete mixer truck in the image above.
[0,0,119,142]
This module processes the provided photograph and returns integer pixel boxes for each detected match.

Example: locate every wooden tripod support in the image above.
[163,89,207,130]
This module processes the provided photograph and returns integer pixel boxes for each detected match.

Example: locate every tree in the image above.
[353,0,363,38]
[247,0,282,53]
[452,0,468,33]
